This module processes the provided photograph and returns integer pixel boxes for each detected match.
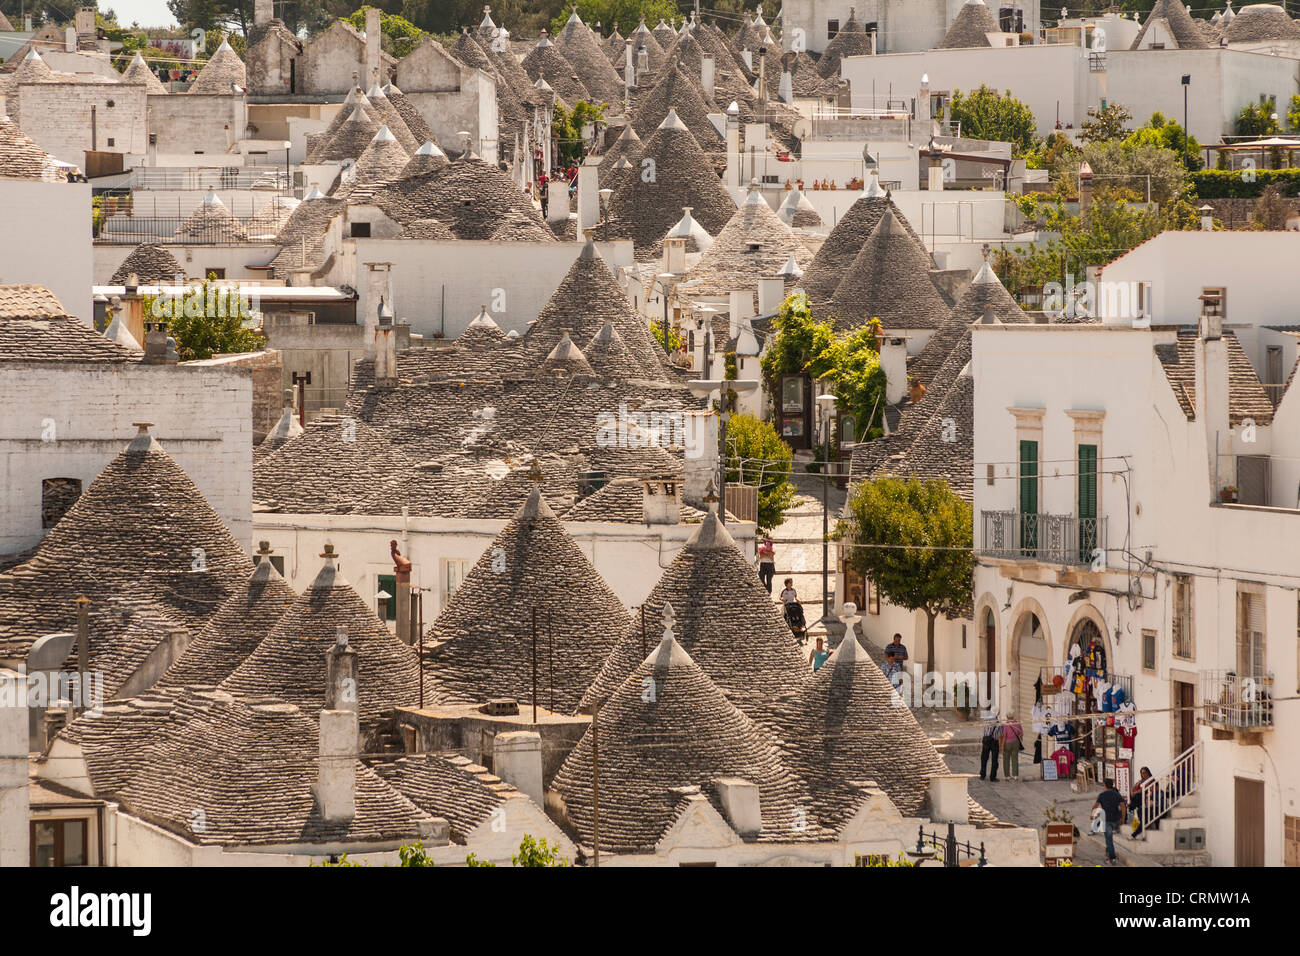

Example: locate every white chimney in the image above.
[713,777,762,836]
[778,67,793,104]
[326,626,358,712]
[1195,307,1232,495]
[640,478,681,525]
[725,104,741,193]
[624,38,634,92]
[927,774,971,825]
[757,276,784,315]
[0,668,28,867]
[65,27,77,52]
[880,336,908,404]
[662,236,686,275]
[316,709,358,823]
[493,731,544,806]
[577,162,600,236]
[547,180,569,223]
[701,53,715,99]
[364,7,382,86]
[728,290,754,340]
[254,0,273,27]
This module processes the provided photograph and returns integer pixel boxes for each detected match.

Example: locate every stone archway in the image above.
[1009,598,1051,722]
[972,593,1001,710]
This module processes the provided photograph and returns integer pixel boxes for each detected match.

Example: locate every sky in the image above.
[104,0,179,29]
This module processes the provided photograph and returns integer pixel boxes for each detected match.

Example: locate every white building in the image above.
[970,305,1300,865]
[782,0,1039,55]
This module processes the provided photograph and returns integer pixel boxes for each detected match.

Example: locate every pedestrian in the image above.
[757,537,776,592]
[1000,712,1024,781]
[779,578,798,605]
[1130,766,1159,838]
[979,710,1001,781]
[808,636,829,672]
[884,633,908,671]
[1093,779,1127,864]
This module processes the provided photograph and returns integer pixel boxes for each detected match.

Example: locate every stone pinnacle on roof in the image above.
[579,508,808,717]
[188,37,247,94]
[1131,0,1212,48]
[423,485,631,714]
[362,81,421,154]
[103,312,143,351]
[938,0,1003,49]
[663,204,713,251]
[539,331,595,377]
[458,304,506,346]
[400,140,449,178]
[555,5,626,105]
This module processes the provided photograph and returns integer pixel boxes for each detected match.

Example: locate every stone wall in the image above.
[147,93,248,157]
[18,82,149,165]
[0,362,253,556]
[186,349,283,442]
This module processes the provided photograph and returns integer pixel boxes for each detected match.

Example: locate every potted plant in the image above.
[952,680,973,720]
[1219,485,1238,503]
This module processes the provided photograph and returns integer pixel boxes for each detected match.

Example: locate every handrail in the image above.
[1137,741,1201,829]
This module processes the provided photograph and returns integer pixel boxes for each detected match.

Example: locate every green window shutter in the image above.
[377,574,397,621]
[1078,444,1098,562]
[1019,440,1038,554]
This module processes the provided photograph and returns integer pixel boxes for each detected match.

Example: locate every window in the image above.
[1142,629,1157,672]
[31,819,88,866]
[350,221,371,238]
[445,559,470,597]
[1018,439,1039,554]
[106,137,115,147]
[826,19,840,39]
[867,578,880,615]
[961,624,967,649]
[267,555,286,576]
[377,573,397,621]
[1237,589,1265,679]
[1286,814,1300,867]
[1172,574,1194,659]
[41,478,82,529]
[1077,444,1098,563]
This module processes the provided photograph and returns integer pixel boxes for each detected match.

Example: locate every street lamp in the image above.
[598,187,613,241]
[1181,74,1191,165]
[816,393,838,619]
[862,141,877,185]
[282,140,292,196]
[687,377,759,525]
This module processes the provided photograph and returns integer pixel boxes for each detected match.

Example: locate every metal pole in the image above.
[417,589,424,710]
[719,408,727,525]
[549,608,554,713]
[640,605,646,658]
[531,606,538,724]
[822,416,830,620]
[945,822,957,868]
[591,703,600,868]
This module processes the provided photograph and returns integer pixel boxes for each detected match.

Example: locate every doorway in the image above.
[1015,612,1046,719]
[1234,777,1265,866]
[982,607,997,701]
[1173,680,1196,757]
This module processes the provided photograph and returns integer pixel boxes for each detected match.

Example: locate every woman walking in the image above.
[1000,712,1025,781]
[757,537,776,593]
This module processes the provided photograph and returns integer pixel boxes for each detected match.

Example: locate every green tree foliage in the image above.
[842,477,974,669]
[1236,101,1281,138]
[1023,131,1076,171]
[650,318,684,352]
[553,100,607,162]
[549,0,678,35]
[1191,168,1300,199]
[1078,103,1132,145]
[1055,139,1192,206]
[947,85,1038,157]
[760,293,885,441]
[141,276,264,361]
[398,841,436,866]
[346,6,426,57]
[168,0,252,37]
[1123,112,1201,169]
[465,834,569,867]
[724,413,798,532]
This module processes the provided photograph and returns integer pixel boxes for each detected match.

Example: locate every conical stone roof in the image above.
[110,243,184,284]
[522,34,590,108]
[363,83,420,154]
[315,102,382,163]
[582,321,645,379]
[424,486,631,714]
[122,51,167,94]
[188,39,246,94]
[630,19,668,72]
[556,9,626,105]
[939,0,1003,49]
[908,258,1029,386]
[350,125,411,186]
[653,19,677,46]
[817,9,875,77]
[458,305,507,346]
[778,187,823,228]
[1131,0,1212,48]
[157,551,296,687]
[631,63,723,151]
[400,140,448,178]
[306,88,371,163]
[0,427,253,657]
[827,208,948,329]
[681,184,813,296]
[765,629,996,829]
[580,510,808,717]
[220,548,421,722]
[525,240,671,380]
[369,157,553,240]
[538,332,595,377]
[598,124,642,180]
[383,83,439,145]
[609,109,735,259]
[176,191,248,242]
[553,619,813,852]
[798,178,919,305]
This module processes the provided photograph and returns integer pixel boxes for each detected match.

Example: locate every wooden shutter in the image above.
[1237,591,1265,678]
[1077,444,1098,562]
[1019,440,1038,553]
[1234,778,1265,867]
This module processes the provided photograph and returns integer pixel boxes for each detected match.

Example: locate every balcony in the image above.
[1200,671,1275,732]
[980,511,1108,567]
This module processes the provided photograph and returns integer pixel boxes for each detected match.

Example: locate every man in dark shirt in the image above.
[1093,780,1127,864]
[884,633,909,675]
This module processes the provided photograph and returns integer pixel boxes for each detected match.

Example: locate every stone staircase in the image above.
[1120,790,1211,865]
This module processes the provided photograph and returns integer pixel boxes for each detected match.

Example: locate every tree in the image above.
[345,6,426,57]
[947,85,1038,157]
[1236,101,1280,138]
[1078,103,1132,145]
[141,276,264,361]
[813,319,886,444]
[724,413,798,532]
[553,101,607,162]
[1123,112,1201,170]
[167,0,252,37]
[1252,184,1292,230]
[1287,95,1300,134]
[843,477,974,670]
[1055,139,1192,206]
[759,292,834,400]
[512,834,569,866]
[398,841,436,866]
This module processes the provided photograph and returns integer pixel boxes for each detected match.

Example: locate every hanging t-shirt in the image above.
[1053,747,1076,776]
[1032,701,1048,733]
[1116,700,1137,730]
[1118,726,1137,750]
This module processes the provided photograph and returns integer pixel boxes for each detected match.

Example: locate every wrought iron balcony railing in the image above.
[980,510,1107,567]
[1200,670,1275,730]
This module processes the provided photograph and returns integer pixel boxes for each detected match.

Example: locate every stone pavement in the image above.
[765,453,846,625]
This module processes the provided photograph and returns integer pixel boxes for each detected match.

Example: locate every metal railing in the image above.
[126,167,291,191]
[980,510,1107,566]
[1137,741,1201,830]
[1199,671,1275,730]
[96,215,265,244]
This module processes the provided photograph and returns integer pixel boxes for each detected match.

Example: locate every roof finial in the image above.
[527,458,544,483]
[257,540,273,556]
[132,421,154,435]
[335,625,349,648]
[661,601,676,643]
[703,478,719,512]
[982,242,991,262]
[320,542,338,560]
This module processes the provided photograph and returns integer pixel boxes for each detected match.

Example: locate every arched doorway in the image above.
[1014,612,1048,720]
